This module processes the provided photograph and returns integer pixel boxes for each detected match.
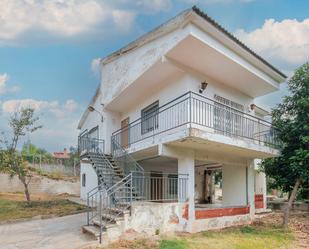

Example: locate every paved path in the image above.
[0,213,96,249]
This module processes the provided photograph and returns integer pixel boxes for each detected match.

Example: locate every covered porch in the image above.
[135,145,254,227]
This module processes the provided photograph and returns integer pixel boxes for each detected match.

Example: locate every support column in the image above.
[178,151,195,228]
[247,160,256,218]
[159,144,195,231]
[255,171,267,209]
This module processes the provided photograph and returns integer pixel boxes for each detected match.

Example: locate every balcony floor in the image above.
[127,125,279,161]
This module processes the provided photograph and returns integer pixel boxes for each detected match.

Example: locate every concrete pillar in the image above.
[159,144,195,230]
[178,151,195,225]
[255,171,267,209]
[247,160,256,218]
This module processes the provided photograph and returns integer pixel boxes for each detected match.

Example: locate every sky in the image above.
[0,0,308,152]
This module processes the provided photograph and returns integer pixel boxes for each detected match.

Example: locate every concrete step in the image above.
[101,213,124,222]
[93,219,118,228]
[108,207,130,214]
[82,225,104,239]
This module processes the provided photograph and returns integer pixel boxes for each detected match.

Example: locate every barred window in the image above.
[141,101,159,135]
[214,94,244,111]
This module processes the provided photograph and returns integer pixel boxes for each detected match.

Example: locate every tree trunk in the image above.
[20,177,31,202]
[24,183,31,202]
[283,178,301,229]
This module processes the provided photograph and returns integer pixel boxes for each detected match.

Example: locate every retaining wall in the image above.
[0,173,80,196]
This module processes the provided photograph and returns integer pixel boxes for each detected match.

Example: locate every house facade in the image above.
[78,7,286,242]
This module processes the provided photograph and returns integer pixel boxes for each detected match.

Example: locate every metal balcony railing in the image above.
[112,91,280,149]
[78,136,105,155]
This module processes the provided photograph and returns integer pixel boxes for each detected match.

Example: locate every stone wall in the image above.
[126,202,185,234]
[0,173,80,196]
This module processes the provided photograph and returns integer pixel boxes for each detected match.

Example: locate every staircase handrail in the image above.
[111,137,144,173]
[97,173,133,243]
[106,173,132,194]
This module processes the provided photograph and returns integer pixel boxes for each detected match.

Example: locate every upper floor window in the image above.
[214,95,244,111]
[214,95,245,136]
[141,101,159,135]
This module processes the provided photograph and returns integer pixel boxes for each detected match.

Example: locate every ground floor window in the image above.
[82,173,86,187]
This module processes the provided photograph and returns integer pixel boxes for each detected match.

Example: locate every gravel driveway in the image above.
[0,213,96,249]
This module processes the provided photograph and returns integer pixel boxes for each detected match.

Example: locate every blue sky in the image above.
[0,0,308,152]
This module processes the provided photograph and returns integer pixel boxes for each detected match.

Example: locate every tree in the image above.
[21,142,53,164]
[0,108,42,202]
[261,63,309,229]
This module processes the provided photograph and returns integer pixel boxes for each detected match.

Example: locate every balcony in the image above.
[111,92,280,157]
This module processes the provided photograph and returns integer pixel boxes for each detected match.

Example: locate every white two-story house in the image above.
[77,7,286,242]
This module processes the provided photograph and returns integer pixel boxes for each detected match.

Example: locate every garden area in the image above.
[0,192,87,223]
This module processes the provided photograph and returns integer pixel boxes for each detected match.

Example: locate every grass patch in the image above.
[179,225,293,249]
[0,195,87,222]
[158,239,187,249]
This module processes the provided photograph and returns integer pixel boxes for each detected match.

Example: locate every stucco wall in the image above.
[191,213,251,233]
[80,162,98,200]
[222,164,247,206]
[80,91,104,137]
[139,160,178,174]
[101,27,189,106]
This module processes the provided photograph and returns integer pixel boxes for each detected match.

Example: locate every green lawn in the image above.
[0,195,87,222]
[157,226,293,249]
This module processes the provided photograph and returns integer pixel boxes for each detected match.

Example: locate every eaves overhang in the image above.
[99,6,287,82]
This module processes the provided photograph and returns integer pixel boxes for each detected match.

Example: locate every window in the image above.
[82,173,86,187]
[214,95,244,136]
[141,101,159,134]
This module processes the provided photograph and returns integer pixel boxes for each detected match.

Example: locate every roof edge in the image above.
[99,6,287,79]
[77,84,101,130]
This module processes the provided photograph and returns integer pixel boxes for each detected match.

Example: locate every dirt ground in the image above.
[256,211,309,249]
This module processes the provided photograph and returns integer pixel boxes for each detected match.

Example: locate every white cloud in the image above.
[91,58,101,76]
[64,99,79,112]
[1,98,79,118]
[0,0,136,45]
[2,99,50,113]
[235,18,309,73]
[0,98,81,151]
[134,0,172,12]
[112,10,136,32]
[0,74,20,95]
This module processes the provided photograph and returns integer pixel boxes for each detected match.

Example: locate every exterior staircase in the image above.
[79,138,144,243]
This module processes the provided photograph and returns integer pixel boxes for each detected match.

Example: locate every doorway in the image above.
[121,117,129,148]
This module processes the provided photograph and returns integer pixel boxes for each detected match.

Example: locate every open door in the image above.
[121,117,130,148]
